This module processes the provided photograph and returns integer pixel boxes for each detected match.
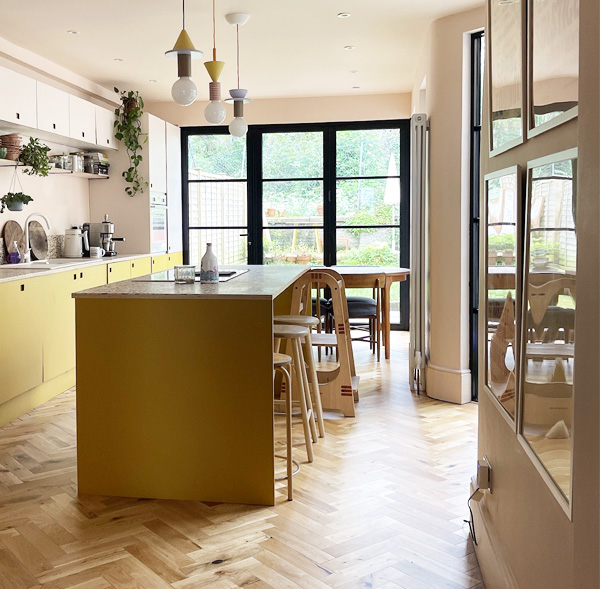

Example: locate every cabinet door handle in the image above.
[82,131,85,138]
[73,273,77,280]
[20,284,25,291]
[106,139,110,144]
[109,267,112,272]
[16,112,20,120]
[53,123,56,129]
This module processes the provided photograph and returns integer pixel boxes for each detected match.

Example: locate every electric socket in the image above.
[477,455,492,492]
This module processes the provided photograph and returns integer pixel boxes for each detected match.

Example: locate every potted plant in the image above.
[0,192,33,213]
[18,137,51,176]
[297,252,311,264]
[114,88,148,197]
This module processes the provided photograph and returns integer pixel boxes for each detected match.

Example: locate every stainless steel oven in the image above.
[150,192,168,253]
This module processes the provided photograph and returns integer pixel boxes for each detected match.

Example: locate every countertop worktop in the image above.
[0,253,153,284]
[73,265,307,301]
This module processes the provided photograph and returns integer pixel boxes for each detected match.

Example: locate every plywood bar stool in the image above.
[273,352,299,501]
[274,315,325,439]
[273,324,317,463]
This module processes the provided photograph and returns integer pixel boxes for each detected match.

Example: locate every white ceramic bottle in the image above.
[200,242,218,284]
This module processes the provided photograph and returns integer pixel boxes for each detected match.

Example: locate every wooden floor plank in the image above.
[0,333,482,588]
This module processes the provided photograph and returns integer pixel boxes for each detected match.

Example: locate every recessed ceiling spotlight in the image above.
[66,30,80,35]
[344,45,355,50]
[338,12,351,18]
[149,79,158,83]
[352,86,360,89]
[350,70,359,74]
[113,58,124,62]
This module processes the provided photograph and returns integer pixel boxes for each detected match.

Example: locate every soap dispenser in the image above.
[8,241,21,264]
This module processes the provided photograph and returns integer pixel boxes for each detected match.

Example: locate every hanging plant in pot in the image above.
[1,166,33,213]
[114,87,148,197]
[18,137,51,176]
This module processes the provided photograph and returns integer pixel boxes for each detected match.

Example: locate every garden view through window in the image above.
[183,122,409,327]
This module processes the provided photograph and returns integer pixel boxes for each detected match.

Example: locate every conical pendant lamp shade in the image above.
[205,60,225,82]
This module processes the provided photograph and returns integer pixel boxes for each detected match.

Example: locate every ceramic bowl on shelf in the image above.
[0,147,7,159]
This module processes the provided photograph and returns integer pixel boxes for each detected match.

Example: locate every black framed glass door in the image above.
[182,120,410,328]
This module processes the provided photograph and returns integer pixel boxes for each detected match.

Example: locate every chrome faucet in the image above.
[22,213,51,263]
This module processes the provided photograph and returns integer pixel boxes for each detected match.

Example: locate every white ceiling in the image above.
[0,0,483,102]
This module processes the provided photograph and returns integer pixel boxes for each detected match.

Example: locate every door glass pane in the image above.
[263,180,323,226]
[189,182,247,227]
[336,178,400,225]
[263,132,323,179]
[337,129,400,177]
[189,229,248,266]
[485,171,518,419]
[188,135,246,178]
[522,155,576,502]
[263,228,323,265]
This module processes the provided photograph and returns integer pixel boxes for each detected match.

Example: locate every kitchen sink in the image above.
[1,258,86,270]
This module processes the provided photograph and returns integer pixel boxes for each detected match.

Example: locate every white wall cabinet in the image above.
[0,66,37,127]
[166,122,183,253]
[95,105,117,150]
[147,113,167,193]
[36,82,70,136]
[69,95,96,143]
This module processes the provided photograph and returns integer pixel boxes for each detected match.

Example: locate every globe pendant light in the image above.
[165,0,203,106]
[225,13,251,137]
[204,0,226,124]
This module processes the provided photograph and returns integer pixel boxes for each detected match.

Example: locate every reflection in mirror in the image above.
[489,0,523,153]
[522,154,576,502]
[531,0,579,131]
[485,170,518,417]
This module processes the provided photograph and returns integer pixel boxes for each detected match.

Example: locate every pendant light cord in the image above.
[213,0,216,50]
[236,24,240,88]
[182,0,185,29]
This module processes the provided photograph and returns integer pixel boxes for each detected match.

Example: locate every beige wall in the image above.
[475,0,599,586]
[411,7,485,404]
[146,93,412,127]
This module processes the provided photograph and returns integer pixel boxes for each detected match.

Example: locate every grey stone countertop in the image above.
[72,265,308,301]
[0,254,153,284]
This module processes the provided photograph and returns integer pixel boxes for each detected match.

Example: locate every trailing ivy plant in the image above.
[114,88,148,197]
[18,137,51,176]
[0,192,33,213]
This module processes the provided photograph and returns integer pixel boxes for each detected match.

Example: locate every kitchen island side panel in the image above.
[75,296,275,505]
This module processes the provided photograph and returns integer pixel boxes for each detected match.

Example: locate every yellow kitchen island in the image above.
[73,265,306,506]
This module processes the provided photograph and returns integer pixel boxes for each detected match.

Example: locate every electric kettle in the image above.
[64,227,89,258]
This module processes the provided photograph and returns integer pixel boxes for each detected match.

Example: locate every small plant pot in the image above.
[297,254,311,265]
[286,254,298,263]
[7,201,24,212]
[488,252,497,266]
[317,204,324,216]
[266,208,276,217]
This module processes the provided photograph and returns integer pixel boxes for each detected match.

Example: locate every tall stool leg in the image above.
[303,333,325,438]
[296,338,318,444]
[291,338,315,462]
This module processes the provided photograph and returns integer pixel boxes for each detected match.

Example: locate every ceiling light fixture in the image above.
[149,79,158,83]
[113,58,124,62]
[225,12,251,137]
[67,30,80,35]
[165,0,203,106]
[337,13,351,18]
[204,0,226,124]
[344,45,355,50]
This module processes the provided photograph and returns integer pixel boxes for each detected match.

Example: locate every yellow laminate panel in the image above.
[76,297,275,505]
[0,277,43,404]
[171,252,183,266]
[151,253,172,272]
[130,257,152,278]
[107,260,131,284]
[273,283,294,316]
[42,271,76,381]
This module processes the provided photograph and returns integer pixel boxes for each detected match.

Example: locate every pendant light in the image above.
[204,0,226,124]
[165,0,203,106]
[225,12,251,137]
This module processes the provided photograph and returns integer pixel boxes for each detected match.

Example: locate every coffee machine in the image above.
[83,214,125,256]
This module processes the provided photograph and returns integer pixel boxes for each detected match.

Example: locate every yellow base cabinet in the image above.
[107,260,131,284]
[130,257,152,278]
[0,277,43,405]
[42,265,108,382]
[151,252,181,273]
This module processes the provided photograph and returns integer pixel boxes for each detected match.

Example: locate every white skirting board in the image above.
[470,481,519,589]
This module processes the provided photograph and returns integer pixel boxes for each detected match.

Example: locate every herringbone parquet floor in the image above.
[0,332,483,588]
